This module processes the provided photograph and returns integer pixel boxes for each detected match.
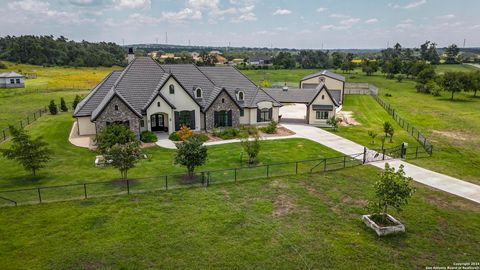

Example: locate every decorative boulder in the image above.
[362,214,405,236]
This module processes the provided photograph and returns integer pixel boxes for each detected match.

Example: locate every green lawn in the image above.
[0,113,340,190]
[434,64,478,74]
[244,68,480,183]
[241,69,318,87]
[1,166,479,269]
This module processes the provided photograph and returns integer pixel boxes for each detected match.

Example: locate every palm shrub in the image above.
[60,97,68,112]
[48,100,58,115]
[1,126,51,176]
[174,137,208,179]
[367,163,415,225]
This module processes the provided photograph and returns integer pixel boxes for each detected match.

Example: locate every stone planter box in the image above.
[362,214,405,236]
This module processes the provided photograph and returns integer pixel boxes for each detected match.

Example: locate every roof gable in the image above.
[301,70,345,82]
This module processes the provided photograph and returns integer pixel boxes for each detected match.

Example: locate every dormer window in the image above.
[319,77,325,83]
[169,84,175,94]
[237,91,244,101]
[195,87,202,98]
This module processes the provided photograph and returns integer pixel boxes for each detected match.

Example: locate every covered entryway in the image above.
[279,103,308,124]
[150,113,168,132]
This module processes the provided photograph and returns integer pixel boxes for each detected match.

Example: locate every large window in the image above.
[179,111,191,127]
[316,111,329,120]
[215,110,231,127]
[169,84,175,94]
[259,108,271,122]
[16,79,20,84]
[10,79,14,84]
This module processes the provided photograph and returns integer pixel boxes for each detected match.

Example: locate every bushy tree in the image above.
[174,137,208,178]
[273,52,296,69]
[105,141,141,179]
[327,116,341,131]
[445,44,460,64]
[240,132,261,165]
[383,121,394,142]
[60,97,68,112]
[95,124,136,154]
[439,72,463,100]
[367,164,415,224]
[1,126,51,176]
[362,60,379,76]
[48,100,58,115]
[72,95,82,110]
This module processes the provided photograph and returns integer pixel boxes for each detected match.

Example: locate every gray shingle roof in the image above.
[74,57,281,118]
[329,90,342,105]
[301,70,345,82]
[264,88,319,104]
[0,72,24,78]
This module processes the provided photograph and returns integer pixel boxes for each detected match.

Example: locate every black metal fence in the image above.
[371,94,433,155]
[0,153,366,207]
[0,107,48,143]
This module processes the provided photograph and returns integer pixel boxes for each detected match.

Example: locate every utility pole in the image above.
[463,38,466,48]
[165,32,168,44]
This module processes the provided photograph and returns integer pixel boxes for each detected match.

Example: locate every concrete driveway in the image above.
[279,103,307,123]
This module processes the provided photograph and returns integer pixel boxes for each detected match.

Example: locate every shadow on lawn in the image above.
[436,97,476,103]
[2,174,47,189]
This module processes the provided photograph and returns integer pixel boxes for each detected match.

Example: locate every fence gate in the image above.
[364,145,404,163]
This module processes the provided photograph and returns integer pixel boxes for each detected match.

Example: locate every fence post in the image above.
[126,179,130,195]
[84,184,87,199]
[207,172,210,187]
[27,116,30,125]
[34,112,36,120]
[37,188,42,203]
[295,161,298,174]
[165,175,168,190]
[20,120,23,129]
[416,146,419,159]
[266,165,270,177]
[2,130,5,141]
[323,159,327,171]
[234,168,237,182]
[362,147,367,164]
[343,156,346,168]
[382,149,386,160]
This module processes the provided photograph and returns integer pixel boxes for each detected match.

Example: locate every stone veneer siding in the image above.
[205,91,240,130]
[94,95,141,138]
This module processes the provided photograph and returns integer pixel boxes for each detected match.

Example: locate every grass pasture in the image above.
[0,166,479,269]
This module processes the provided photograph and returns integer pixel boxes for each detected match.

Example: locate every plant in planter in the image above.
[363,163,415,236]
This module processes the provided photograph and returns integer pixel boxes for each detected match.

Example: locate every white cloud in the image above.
[390,0,427,9]
[436,14,456,20]
[8,0,95,24]
[316,7,327,12]
[187,0,219,10]
[235,12,257,21]
[402,18,414,23]
[396,23,414,29]
[365,18,378,24]
[161,8,202,22]
[329,13,350,18]
[273,9,291,15]
[340,17,360,27]
[112,0,151,9]
[275,27,288,31]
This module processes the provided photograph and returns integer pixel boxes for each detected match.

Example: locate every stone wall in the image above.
[205,91,240,130]
[95,95,141,138]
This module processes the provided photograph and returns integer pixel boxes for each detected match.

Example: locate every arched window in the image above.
[169,84,175,94]
[238,91,244,101]
[157,101,161,107]
[196,88,202,98]
[114,105,119,111]
[221,98,225,103]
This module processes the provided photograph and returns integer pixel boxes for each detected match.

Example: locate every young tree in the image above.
[471,71,480,97]
[445,44,460,64]
[1,126,51,176]
[174,137,208,178]
[48,100,58,115]
[367,163,415,224]
[240,132,261,165]
[95,124,136,154]
[60,97,68,112]
[72,95,82,110]
[368,130,377,145]
[105,141,141,179]
[383,121,393,142]
[327,116,341,131]
[440,72,463,100]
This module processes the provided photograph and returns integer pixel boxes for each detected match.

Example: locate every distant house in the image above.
[247,54,272,66]
[0,72,25,88]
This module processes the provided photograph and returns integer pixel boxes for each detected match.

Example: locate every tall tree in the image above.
[440,72,463,100]
[445,44,460,64]
[1,126,51,176]
[106,141,141,179]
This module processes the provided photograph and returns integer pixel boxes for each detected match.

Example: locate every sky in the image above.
[1,0,480,49]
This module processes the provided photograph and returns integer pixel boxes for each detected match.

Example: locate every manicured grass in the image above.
[244,68,480,183]
[434,64,478,74]
[0,165,479,269]
[0,113,340,190]
[241,69,318,87]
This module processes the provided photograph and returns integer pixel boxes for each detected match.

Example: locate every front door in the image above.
[150,114,165,132]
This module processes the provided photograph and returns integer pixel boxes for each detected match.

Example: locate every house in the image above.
[73,53,281,138]
[299,70,345,105]
[0,72,25,88]
[247,54,273,66]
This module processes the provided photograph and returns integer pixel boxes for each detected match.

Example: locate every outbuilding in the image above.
[0,72,25,88]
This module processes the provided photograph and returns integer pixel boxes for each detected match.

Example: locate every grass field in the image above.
[244,66,480,183]
[434,63,478,74]
[0,113,341,190]
[1,166,479,269]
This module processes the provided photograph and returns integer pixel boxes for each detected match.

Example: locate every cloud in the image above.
[161,8,202,22]
[275,27,288,31]
[390,0,427,9]
[436,14,456,20]
[112,0,151,9]
[329,13,350,18]
[316,7,327,12]
[234,12,257,22]
[8,0,95,24]
[402,18,414,23]
[396,23,414,29]
[273,9,291,15]
[365,18,378,24]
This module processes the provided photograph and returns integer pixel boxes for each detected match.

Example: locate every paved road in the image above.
[282,123,480,204]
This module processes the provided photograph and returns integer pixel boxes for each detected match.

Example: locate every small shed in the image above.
[0,72,25,88]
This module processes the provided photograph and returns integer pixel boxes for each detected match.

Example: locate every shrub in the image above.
[260,121,278,134]
[192,133,209,143]
[385,93,392,97]
[177,125,193,141]
[48,100,58,115]
[60,97,68,112]
[367,163,415,225]
[213,127,241,140]
[169,132,180,141]
[327,116,341,131]
[140,131,157,143]
[0,61,7,69]
[95,124,136,154]
[241,132,261,165]
[396,74,405,82]
[72,95,82,110]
